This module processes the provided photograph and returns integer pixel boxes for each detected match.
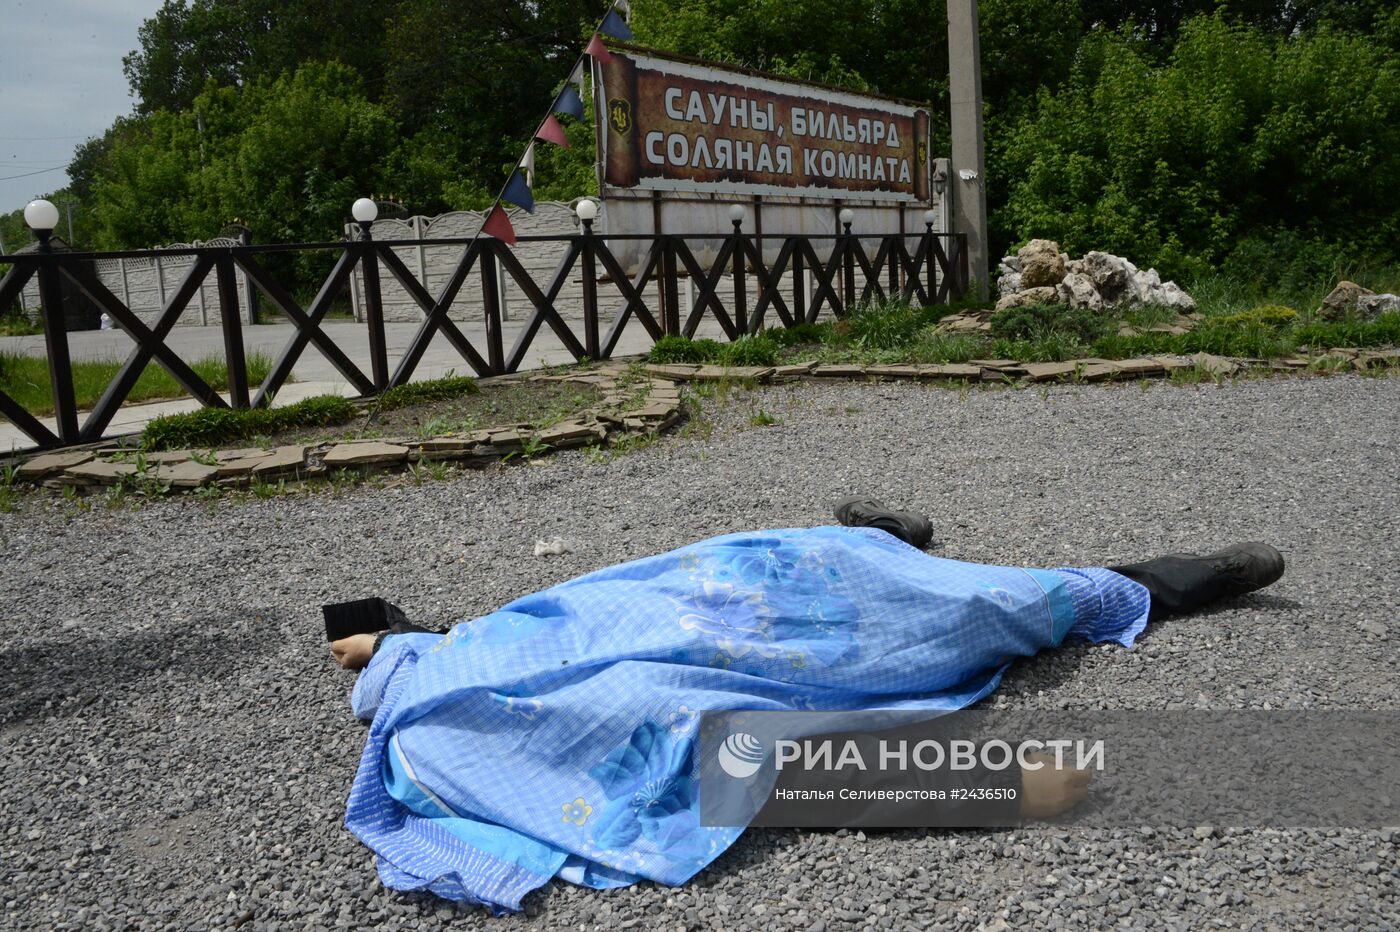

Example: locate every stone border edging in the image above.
[10,346,1398,495]
[644,346,1400,387]
[13,364,682,493]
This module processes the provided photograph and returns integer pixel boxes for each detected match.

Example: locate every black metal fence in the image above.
[0,226,968,450]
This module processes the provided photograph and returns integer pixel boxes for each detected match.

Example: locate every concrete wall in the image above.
[19,237,254,329]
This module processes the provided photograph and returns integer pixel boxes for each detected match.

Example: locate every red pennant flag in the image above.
[535,113,570,148]
[585,33,614,64]
[482,203,516,246]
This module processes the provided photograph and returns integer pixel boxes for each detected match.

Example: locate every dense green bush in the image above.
[717,335,779,367]
[1002,12,1400,280]
[143,394,357,451]
[649,335,724,364]
[988,302,1112,344]
[647,334,780,366]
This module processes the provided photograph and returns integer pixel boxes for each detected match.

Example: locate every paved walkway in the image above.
[1,317,729,452]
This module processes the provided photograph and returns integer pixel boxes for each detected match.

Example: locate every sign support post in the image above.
[947,0,989,300]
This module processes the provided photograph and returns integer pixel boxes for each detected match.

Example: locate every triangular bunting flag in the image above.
[482,203,516,245]
[585,34,614,64]
[502,170,535,213]
[600,9,633,40]
[518,143,535,187]
[535,113,570,148]
[554,85,585,120]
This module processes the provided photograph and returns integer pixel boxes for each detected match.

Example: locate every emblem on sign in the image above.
[608,98,632,134]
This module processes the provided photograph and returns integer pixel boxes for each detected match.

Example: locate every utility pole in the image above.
[947,0,989,299]
[65,201,75,243]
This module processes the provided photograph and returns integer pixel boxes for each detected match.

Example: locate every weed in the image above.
[0,464,18,513]
[189,449,218,466]
[748,410,779,427]
[250,478,287,499]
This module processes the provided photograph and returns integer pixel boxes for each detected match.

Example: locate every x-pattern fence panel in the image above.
[0,228,967,450]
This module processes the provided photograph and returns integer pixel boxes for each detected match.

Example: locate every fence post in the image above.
[480,240,505,373]
[957,234,970,299]
[731,219,748,335]
[841,218,856,317]
[925,225,937,302]
[36,236,79,443]
[580,219,600,360]
[792,239,806,324]
[216,252,250,407]
[358,221,389,391]
[661,236,681,336]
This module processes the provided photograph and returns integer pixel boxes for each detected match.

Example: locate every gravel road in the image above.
[3,373,1397,930]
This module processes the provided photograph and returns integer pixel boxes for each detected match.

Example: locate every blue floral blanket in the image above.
[344,526,1147,912]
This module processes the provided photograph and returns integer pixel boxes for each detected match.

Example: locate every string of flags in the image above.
[480,3,634,247]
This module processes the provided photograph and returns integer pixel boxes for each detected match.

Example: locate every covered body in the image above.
[346,526,1147,911]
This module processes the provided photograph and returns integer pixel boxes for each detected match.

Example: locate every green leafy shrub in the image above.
[1212,305,1299,329]
[378,375,479,410]
[143,394,357,451]
[648,335,724,364]
[1293,312,1400,350]
[844,302,925,350]
[766,322,829,346]
[989,303,1112,345]
[717,335,778,367]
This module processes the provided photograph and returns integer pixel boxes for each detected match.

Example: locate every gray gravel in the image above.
[2,373,1398,930]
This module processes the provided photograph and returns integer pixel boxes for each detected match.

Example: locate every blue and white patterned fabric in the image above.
[345,526,1148,912]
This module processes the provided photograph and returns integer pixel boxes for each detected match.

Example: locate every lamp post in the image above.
[837,209,856,312]
[575,200,600,358]
[351,197,378,240]
[351,197,388,390]
[575,198,598,234]
[26,199,78,442]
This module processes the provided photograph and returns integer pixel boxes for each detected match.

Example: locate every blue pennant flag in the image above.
[600,9,633,40]
[553,85,585,120]
[502,170,535,213]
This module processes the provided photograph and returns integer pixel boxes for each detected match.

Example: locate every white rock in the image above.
[532,536,571,557]
[997,270,1022,298]
[1056,271,1103,311]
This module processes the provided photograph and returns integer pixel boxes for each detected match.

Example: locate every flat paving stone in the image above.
[920,364,982,379]
[810,365,869,379]
[17,450,94,479]
[321,442,408,468]
[63,461,138,484]
[249,446,308,477]
[1020,361,1080,382]
[157,461,221,488]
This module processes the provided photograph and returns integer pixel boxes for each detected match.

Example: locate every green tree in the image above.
[1000,13,1400,277]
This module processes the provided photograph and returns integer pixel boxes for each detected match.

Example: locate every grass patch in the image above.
[376,374,479,411]
[143,394,357,451]
[0,312,43,337]
[0,350,275,418]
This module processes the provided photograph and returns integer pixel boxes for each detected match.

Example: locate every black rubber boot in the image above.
[1110,543,1285,620]
[833,496,935,549]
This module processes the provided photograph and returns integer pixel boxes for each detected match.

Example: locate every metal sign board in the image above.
[595,48,930,203]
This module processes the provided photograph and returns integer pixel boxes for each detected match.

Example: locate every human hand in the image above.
[329,633,377,670]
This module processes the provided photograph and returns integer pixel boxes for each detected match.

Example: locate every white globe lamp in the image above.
[24,199,60,232]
